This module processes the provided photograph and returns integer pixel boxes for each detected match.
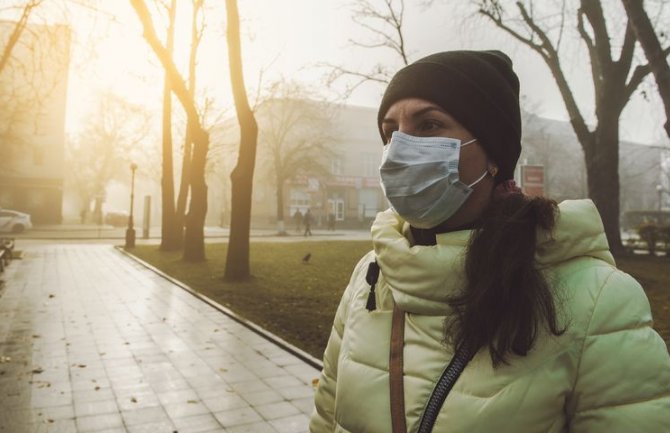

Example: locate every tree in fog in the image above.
[256,80,335,235]
[0,1,67,171]
[621,0,670,140]
[158,0,180,250]
[475,0,670,254]
[130,0,211,261]
[0,1,44,74]
[223,0,259,281]
[323,0,410,95]
[65,93,150,223]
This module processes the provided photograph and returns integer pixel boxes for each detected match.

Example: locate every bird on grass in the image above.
[302,253,311,264]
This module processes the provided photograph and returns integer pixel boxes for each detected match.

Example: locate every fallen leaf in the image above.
[131,397,137,403]
[48,294,55,298]
[312,378,319,387]
[94,386,100,391]
[78,364,86,368]
[186,399,198,404]
[32,368,44,374]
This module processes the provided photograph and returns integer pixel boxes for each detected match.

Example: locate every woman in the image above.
[310,51,670,433]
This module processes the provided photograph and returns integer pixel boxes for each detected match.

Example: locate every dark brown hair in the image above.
[445,193,565,366]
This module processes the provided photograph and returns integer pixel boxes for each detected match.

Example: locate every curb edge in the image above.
[114,246,324,372]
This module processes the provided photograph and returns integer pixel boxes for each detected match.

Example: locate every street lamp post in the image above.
[125,163,138,248]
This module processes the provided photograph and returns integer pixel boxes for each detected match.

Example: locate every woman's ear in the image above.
[487,163,499,178]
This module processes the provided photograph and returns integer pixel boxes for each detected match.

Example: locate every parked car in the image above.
[0,209,33,234]
[104,210,129,227]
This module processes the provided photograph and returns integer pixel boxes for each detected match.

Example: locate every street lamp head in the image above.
[130,162,138,172]
[657,184,664,192]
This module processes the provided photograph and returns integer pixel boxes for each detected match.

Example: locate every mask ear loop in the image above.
[467,170,489,188]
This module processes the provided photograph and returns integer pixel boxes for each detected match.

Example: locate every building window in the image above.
[328,197,345,221]
[289,188,310,214]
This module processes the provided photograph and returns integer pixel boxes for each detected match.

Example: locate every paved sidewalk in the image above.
[0,245,320,433]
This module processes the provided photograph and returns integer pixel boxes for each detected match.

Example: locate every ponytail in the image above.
[444,193,565,366]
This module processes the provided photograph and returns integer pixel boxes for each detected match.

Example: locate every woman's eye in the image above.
[419,120,442,132]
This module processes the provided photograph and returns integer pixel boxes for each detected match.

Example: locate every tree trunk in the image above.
[183,126,209,261]
[176,0,203,253]
[160,0,180,251]
[223,0,259,281]
[585,114,624,254]
[175,126,192,243]
[130,0,209,260]
[276,179,286,235]
[621,0,670,139]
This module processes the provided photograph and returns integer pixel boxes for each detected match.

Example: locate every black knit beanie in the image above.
[377,50,521,182]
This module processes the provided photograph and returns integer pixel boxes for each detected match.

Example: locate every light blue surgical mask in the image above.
[379,131,488,229]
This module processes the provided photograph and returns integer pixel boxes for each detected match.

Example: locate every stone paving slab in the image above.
[0,245,320,433]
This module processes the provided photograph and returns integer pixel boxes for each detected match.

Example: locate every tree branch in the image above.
[617,19,637,76]
[579,0,613,72]
[623,45,670,102]
[129,0,203,137]
[577,7,602,98]
[512,1,593,148]
[479,7,545,58]
[0,0,44,75]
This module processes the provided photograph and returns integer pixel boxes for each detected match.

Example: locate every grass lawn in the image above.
[617,255,670,349]
[130,243,670,358]
[131,241,373,358]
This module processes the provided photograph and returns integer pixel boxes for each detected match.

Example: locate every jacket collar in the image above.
[371,199,613,315]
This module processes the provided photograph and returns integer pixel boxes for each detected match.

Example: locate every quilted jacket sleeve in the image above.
[309,253,370,433]
[568,269,670,432]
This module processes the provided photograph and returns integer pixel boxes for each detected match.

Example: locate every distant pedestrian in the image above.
[293,209,303,232]
[303,209,312,237]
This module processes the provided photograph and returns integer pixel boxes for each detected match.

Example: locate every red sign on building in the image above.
[520,165,545,197]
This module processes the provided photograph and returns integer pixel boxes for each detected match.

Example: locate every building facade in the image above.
[0,22,71,224]
[208,101,388,230]
[207,101,664,231]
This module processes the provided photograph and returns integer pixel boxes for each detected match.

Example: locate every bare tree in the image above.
[159,0,180,250]
[223,0,259,281]
[476,0,669,254]
[256,80,335,235]
[621,0,670,139]
[0,0,45,74]
[323,0,410,95]
[130,0,210,261]
[65,93,151,223]
[0,1,68,171]
[174,0,206,247]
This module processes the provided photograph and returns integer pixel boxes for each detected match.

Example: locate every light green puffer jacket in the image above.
[310,200,670,433]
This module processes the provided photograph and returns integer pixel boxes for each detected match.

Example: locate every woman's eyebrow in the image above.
[412,106,447,118]
[382,106,446,125]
